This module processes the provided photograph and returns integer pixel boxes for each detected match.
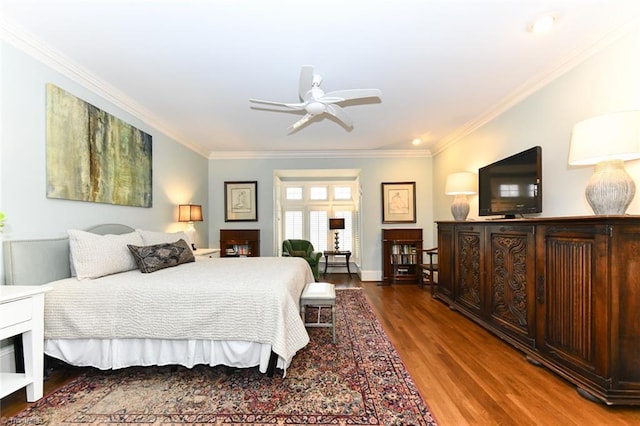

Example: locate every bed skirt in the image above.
[45,338,289,374]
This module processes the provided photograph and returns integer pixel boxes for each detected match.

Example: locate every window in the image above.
[284,210,303,239]
[309,210,329,251]
[309,186,328,201]
[280,180,358,259]
[334,186,352,200]
[286,187,303,200]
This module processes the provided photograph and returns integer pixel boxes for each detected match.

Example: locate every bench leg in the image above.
[331,304,336,343]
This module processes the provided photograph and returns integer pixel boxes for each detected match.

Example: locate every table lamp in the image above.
[445,172,476,221]
[329,218,345,251]
[569,111,640,215]
[178,204,203,249]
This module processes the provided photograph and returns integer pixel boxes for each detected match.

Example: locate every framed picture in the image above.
[381,182,416,223]
[224,181,258,222]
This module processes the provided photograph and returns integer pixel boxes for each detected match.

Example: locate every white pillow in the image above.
[137,229,193,249]
[68,229,143,279]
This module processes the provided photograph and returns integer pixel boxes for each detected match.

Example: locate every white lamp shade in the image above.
[569,111,640,166]
[445,172,476,195]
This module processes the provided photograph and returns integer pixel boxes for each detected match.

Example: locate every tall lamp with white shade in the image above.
[178,204,203,249]
[445,172,476,221]
[569,111,640,215]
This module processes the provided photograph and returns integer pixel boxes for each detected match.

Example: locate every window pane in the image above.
[286,187,303,200]
[309,186,327,200]
[334,186,352,200]
[284,210,303,239]
[309,210,328,252]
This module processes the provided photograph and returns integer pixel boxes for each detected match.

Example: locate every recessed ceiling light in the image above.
[528,13,556,34]
[412,138,422,145]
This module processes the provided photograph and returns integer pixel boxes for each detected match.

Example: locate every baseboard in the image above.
[360,270,382,282]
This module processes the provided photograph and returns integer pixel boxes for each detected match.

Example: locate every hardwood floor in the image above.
[3,273,639,424]
[359,279,640,425]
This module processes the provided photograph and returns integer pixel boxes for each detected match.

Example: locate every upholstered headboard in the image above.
[3,224,135,286]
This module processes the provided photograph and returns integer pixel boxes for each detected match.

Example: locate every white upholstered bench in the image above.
[300,282,336,343]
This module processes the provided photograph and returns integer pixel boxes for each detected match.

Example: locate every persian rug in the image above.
[9,289,437,425]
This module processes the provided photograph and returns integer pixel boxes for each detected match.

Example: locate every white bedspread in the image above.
[44,256,313,363]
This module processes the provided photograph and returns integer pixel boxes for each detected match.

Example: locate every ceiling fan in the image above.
[249,66,382,132]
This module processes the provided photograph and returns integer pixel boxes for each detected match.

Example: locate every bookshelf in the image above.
[219,229,260,257]
[381,228,423,285]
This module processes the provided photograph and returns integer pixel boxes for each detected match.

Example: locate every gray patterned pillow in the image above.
[127,239,195,273]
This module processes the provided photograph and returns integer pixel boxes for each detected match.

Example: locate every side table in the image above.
[0,285,52,402]
[323,251,352,277]
[193,248,221,258]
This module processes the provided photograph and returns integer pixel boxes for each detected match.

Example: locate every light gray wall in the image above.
[433,28,640,220]
[209,155,433,279]
[0,42,209,284]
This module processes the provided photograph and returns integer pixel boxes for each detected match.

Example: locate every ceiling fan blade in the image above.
[288,113,313,132]
[298,66,314,100]
[321,88,382,103]
[325,104,353,128]
[249,99,306,110]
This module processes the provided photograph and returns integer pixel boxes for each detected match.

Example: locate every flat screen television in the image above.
[478,146,542,218]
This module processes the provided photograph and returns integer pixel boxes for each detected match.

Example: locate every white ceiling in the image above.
[2,0,640,158]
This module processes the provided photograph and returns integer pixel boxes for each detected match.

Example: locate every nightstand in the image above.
[0,285,52,402]
[193,248,220,258]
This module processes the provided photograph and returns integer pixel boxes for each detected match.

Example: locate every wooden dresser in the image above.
[436,216,640,405]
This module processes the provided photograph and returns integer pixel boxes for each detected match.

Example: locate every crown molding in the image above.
[431,17,640,156]
[208,149,432,160]
[0,18,210,158]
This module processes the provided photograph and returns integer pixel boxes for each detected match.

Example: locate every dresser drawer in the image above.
[0,297,33,329]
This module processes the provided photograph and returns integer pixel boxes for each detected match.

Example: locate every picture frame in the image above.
[224,181,258,222]
[381,182,416,223]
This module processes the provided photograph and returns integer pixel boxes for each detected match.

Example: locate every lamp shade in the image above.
[329,218,345,230]
[178,204,203,222]
[569,111,640,166]
[445,172,476,195]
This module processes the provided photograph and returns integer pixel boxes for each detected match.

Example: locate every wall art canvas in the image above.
[46,83,152,207]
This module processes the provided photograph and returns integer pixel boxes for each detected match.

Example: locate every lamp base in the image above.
[585,160,636,215]
[334,232,340,251]
[451,194,470,221]
[184,222,197,250]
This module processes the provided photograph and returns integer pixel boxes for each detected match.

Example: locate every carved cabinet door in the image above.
[485,224,536,349]
[453,225,483,317]
[536,224,610,385]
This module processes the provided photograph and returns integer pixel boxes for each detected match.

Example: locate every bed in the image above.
[2,224,313,376]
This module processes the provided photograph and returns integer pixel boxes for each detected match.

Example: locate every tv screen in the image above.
[478,146,542,218]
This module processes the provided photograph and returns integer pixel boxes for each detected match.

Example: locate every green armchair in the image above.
[282,239,322,281]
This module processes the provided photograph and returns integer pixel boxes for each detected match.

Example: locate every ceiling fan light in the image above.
[306,102,326,115]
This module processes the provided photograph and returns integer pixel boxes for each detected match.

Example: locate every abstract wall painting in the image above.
[46,83,152,207]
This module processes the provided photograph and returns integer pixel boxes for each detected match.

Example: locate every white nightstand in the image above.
[0,285,52,402]
[193,248,221,257]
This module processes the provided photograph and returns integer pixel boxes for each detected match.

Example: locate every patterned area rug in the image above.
[10,289,436,425]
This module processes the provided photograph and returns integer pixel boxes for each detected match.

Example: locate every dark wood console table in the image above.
[323,251,351,277]
[436,216,640,405]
